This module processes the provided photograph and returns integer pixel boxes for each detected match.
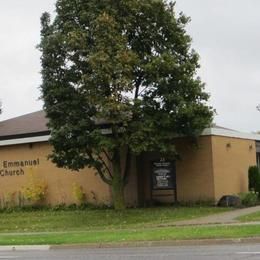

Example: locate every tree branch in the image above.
[97,169,112,185]
[102,149,113,162]
[138,85,149,96]
[134,74,144,99]
[97,154,113,179]
[86,150,112,185]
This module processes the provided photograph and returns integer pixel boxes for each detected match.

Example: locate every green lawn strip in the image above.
[0,207,229,233]
[0,224,260,245]
[238,211,260,222]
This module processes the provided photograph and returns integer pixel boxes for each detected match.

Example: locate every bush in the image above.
[72,182,86,205]
[22,173,47,204]
[239,192,259,207]
[248,166,260,193]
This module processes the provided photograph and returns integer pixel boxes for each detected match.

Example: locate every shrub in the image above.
[22,173,47,204]
[248,166,260,193]
[72,182,85,205]
[239,192,259,207]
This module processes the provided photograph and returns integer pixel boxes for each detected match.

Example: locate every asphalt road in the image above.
[1,244,260,259]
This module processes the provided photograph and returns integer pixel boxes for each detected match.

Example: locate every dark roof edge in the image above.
[0,131,50,141]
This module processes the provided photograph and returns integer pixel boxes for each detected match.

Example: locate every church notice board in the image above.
[151,160,177,201]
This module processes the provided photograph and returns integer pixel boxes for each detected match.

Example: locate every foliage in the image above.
[72,182,85,204]
[0,203,111,213]
[248,166,260,194]
[239,192,259,207]
[22,172,48,203]
[39,0,214,209]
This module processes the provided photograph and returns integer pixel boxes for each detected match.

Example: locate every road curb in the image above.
[50,237,260,250]
[1,237,260,251]
[0,245,50,251]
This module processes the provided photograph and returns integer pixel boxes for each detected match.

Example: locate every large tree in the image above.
[39,0,214,209]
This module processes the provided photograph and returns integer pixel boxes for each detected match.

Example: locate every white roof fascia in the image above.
[202,128,260,141]
[0,135,50,147]
[1,127,260,147]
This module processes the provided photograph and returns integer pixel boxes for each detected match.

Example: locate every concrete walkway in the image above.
[170,205,260,226]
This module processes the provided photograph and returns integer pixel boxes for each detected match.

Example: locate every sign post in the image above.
[151,159,177,202]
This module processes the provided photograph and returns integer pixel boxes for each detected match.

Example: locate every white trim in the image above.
[0,127,260,147]
[202,127,260,141]
[100,128,112,135]
[0,135,50,146]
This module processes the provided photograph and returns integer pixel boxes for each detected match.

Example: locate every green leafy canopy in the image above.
[39,0,214,177]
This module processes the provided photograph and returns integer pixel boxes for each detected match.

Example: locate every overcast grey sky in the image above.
[0,0,260,132]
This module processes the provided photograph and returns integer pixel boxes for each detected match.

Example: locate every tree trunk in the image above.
[111,152,126,210]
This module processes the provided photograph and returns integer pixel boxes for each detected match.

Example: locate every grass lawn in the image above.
[0,206,245,245]
[1,224,260,245]
[238,211,260,222]
[0,207,229,233]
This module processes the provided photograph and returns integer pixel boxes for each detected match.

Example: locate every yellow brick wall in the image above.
[211,136,256,201]
[0,135,256,207]
[0,142,111,206]
[175,137,215,202]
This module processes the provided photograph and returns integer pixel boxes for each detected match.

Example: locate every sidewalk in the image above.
[169,205,260,226]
